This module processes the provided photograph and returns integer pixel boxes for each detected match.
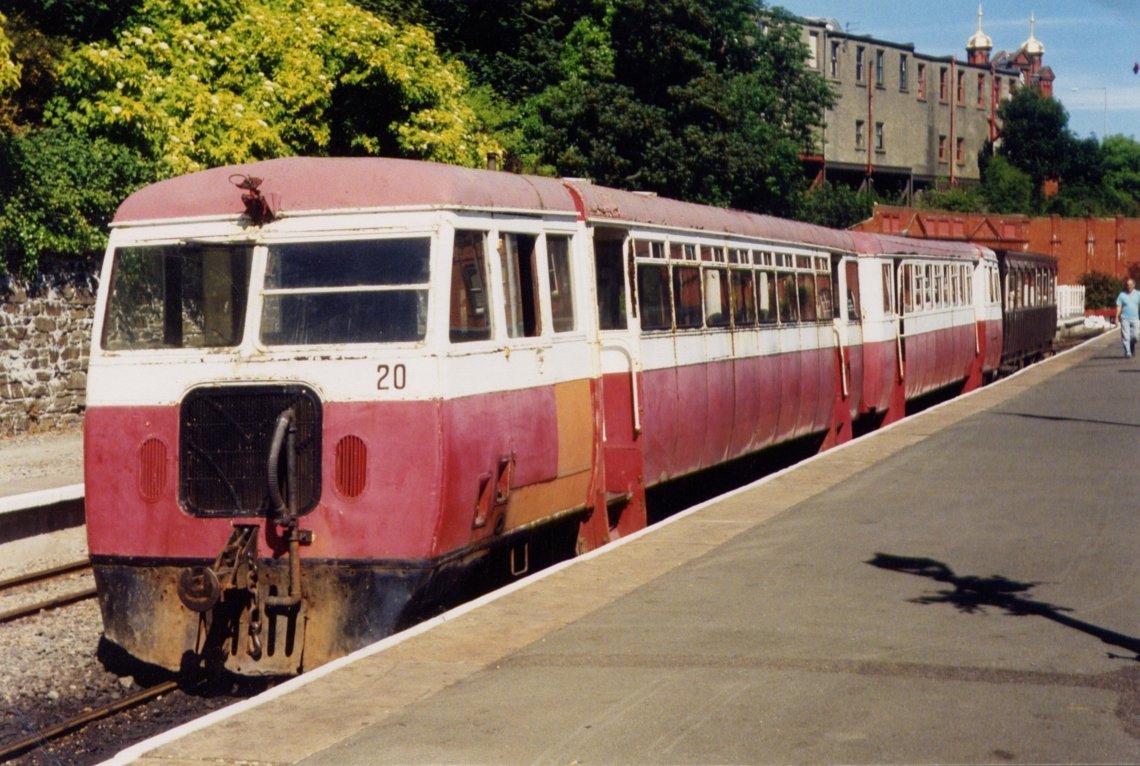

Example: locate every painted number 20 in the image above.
[377,364,407,390]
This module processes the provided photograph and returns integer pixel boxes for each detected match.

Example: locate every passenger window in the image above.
[594,239,627,330]
[673,265,702,329]
[499,233,540,338]
[637,262,671,330]
[757,270,778,324]
[731,269,757,326]
[778,273,799,323]
[815,273,833,319]
[881,263,894,314]
[547,235,575,333]
[902,264,914,314]
[450,231,492,343]
[845,260,861,320]
[798,273,818,321]
[704,267,730,327]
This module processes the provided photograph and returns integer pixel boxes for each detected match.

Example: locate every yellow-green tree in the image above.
[0,13,21,96]
[45,0,499,175]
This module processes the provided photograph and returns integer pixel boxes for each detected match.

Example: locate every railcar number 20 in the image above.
[377,363,408,390]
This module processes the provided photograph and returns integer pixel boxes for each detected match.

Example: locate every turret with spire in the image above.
[966,5,993,65]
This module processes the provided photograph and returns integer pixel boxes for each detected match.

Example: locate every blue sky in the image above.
[773,0,1139,141]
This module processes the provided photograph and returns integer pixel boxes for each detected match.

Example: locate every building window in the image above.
[855,120,865,149]
[977,73,986,107]
[956,70,965,104]
[956,137,965,164]
[856,46,865,82]
[875,122,885,151]
[899,56,908,91]
[807,31,819,69]
[917,63,927,99]
[938,135,948,162]
[875,50,884,87]
[939,67,948,101]
[830,41,840,78]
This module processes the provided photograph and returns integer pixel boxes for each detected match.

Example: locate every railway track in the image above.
[0,679,180,762]
[0,559,96,624]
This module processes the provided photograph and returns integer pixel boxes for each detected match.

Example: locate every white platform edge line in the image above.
[0,484,84,516]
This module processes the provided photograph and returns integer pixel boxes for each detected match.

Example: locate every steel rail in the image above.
[0,680,180,761]
[0,586,99,623]
[0,560,97,623]
[0,559,90,591]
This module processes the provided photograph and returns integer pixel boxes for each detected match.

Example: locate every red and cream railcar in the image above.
[84,157,997,676]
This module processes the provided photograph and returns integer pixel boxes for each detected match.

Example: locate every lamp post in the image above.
[1071,86,1108,138]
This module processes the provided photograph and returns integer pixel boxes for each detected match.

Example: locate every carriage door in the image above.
[592,227,646,540]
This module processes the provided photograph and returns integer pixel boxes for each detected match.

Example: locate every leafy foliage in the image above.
[794,182,876,230]
[0,12,20,97]
[915,184,985,214]
[522,1,833,215]
[44,0,500,175]
[0,126,155,274]
[979,155,1033,214]
[1079,271,1124,310]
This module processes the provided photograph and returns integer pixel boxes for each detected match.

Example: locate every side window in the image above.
[703,267,730,327]
[881,262,894,314]
[901,264,914,314]
[636,240,671,330]
[594,238,627,331]
[731,268,757,326]
[450,231,492,342]
[797,273,818,321]
[815,272,833,319]
[547,235,575,333]
[673,265,702,329]
[778,272,799,323]
[499,233,540,338]
[757,270,778,324]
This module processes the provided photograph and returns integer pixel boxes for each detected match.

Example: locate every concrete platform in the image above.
[0,429,84,543]
[115,332,1140,765]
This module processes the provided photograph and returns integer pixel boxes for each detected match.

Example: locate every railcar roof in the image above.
[112,157,579,224]
[565,181,856,251]
[849,231,995,261]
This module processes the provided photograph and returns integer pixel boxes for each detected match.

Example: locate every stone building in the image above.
[797,8,1054,200]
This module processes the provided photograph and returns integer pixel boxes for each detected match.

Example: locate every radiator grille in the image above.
[180,386,321,517]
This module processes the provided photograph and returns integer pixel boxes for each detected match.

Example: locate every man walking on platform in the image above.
[1116,278,1140,358]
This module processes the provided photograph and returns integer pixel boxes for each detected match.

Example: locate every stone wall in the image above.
[0,265,98,436]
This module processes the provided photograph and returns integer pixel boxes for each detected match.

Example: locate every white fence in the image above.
[1056,285,1086,319]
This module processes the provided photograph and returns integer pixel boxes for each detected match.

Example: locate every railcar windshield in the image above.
[102,244,253,350]
[260,238,430,345]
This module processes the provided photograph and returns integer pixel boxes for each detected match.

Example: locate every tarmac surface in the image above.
[73,331,1140,763]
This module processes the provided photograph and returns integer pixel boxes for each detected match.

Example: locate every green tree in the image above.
[794,182,876,230]
[1079,271,1123,310]
[1101,134,1140,216]
[915,184,985,213]
[0,126,155,274]
[44,0,500,175]
[996,88,1075,208]
[979,155,1033,214]
[0,12,20,97]
[527,2,833,215]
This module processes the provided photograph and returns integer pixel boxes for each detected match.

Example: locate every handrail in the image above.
[601,341,641,435]
[832,323,849,398]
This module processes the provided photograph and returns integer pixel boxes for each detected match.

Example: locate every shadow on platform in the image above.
[868,553,1140,662]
